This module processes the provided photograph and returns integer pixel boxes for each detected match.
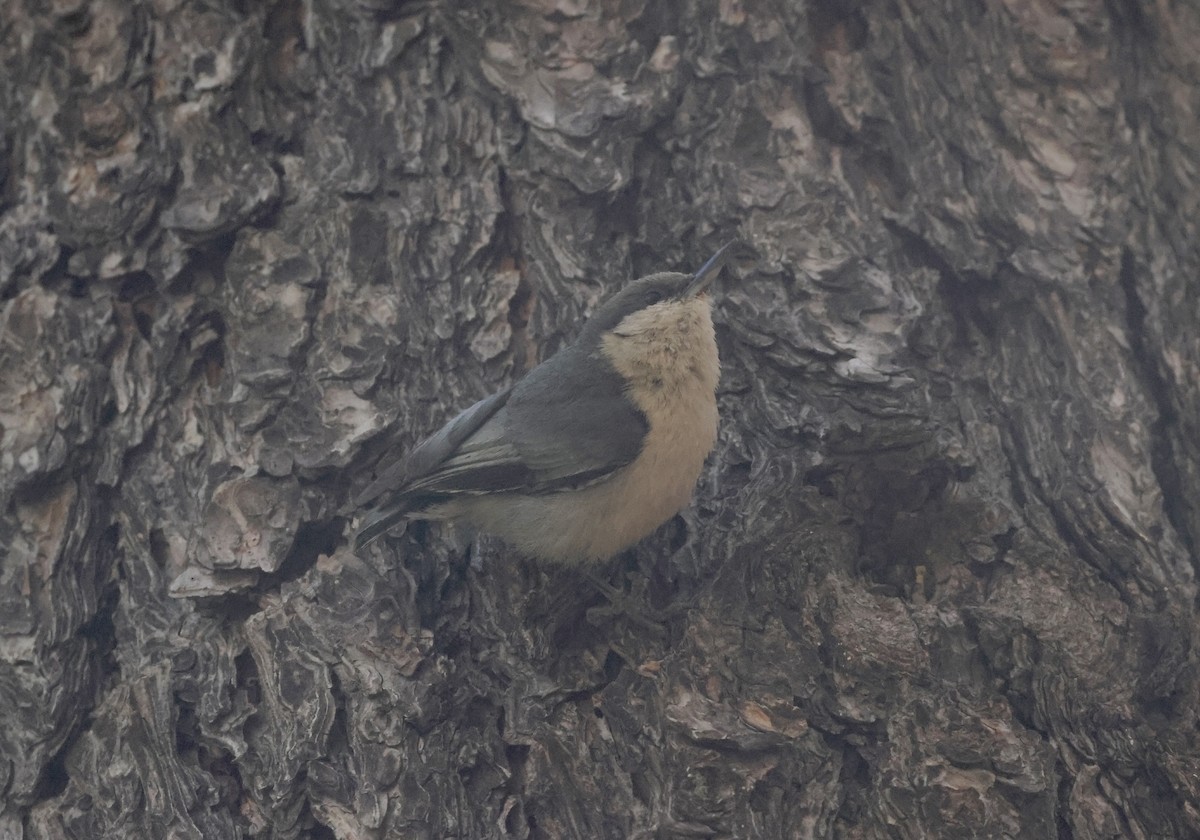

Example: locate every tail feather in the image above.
[354,505,411,551]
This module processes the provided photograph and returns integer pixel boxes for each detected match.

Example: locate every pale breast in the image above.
[449,295,720,562]
[459,391,717,562]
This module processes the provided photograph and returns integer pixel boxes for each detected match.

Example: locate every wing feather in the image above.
[353,387,514,508]
[353,347,648,549]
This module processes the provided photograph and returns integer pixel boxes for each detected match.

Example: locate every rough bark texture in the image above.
[3,0,1200,837]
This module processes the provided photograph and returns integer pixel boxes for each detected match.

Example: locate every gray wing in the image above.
[353,386,515,508]
[353,387,515,550]
[500,345,649,490]
[353,348,647,549]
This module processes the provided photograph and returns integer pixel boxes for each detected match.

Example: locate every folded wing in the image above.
[353,347,647,549]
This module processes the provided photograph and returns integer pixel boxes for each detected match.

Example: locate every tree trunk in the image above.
[3,0,1199,837]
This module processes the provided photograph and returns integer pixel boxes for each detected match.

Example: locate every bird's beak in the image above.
[680,241,736,298]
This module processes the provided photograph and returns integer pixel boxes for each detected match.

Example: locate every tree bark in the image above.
[3,0,1199,837]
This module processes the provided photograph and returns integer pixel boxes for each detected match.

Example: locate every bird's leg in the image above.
[580,565,666,635]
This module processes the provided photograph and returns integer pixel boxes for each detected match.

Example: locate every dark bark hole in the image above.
[552,595,605,650]
[31,739,72,801]
[503,800,529,836]
[602,648,624,683]
[597,183,639,246]
[327,669,350,753]
[234,647,262,706]
[808,0,869,54]
[804,464,841,498]
[309,821,336,840]
[1118,249,1195,560]
[349,208,391,286]
[167,231,237,297]
[97,397,117,428]
[625,2,674,52]
[504,739,531,831]
[57,7,92,37]
[647,543,680,611]
[733,109,776,166]
[117,271,155,302]
[175,695,199,755]
[884,219,1003,347]
[1106,0,1155,40]
[77,574,119,677]
[1054,765,1076,840]
[992,527,1016,561]
[183,310,227,387]
[665,514,688,555]
[148,527,170,569]
[507,271,535,331]
[269,518,345,585]
[855,120,912,206]
[803,77,855,146]
[194,594,261,624]
[132,300,155,341]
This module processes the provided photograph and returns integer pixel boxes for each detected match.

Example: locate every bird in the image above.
[351,243,736,563]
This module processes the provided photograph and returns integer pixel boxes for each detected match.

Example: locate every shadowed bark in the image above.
[3,1,1199,837]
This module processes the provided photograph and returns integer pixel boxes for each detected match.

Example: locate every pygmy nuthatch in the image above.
[353,244,736,562]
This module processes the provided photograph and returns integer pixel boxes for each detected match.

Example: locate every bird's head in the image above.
[580,244,735,392]
[579,243,733,342]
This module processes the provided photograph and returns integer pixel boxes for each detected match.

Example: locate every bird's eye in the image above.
[647,290,664,304]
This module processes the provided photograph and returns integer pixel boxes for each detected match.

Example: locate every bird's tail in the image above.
[353,504,411,551]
